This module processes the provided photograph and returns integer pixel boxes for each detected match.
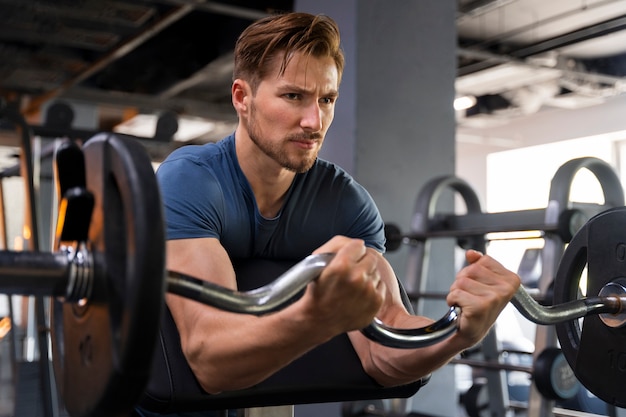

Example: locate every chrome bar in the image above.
[165,253,626,349]
[361,307,461,349]
[166,253,461,348]
[166,253,335,314]
[510,285,624,325]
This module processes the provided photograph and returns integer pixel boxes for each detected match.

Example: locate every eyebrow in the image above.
[278,83,339,98]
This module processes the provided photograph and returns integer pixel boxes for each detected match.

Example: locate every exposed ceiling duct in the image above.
[0,0,625,144]
[455,0,626,127]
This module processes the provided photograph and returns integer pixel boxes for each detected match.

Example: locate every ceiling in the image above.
[0,0,626,156]
[456,0,626,129]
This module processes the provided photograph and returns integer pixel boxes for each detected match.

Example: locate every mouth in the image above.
[290,137,319,150]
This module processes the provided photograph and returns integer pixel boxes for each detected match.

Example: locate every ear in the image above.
[232,79,251,113]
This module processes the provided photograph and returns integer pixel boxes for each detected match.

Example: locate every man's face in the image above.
[243,51,339,173]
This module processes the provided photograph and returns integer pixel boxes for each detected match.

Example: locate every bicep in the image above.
[166,237,237,339]
[167,237,236,289]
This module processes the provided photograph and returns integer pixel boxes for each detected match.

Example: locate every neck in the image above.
[234,128,296,218]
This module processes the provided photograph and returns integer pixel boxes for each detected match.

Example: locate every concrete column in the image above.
[296,1,457,416]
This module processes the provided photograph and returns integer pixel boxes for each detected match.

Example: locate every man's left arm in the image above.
[348,249,520,387]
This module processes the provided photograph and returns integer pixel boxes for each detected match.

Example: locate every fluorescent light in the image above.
[114,114,216,142]
[454,95,477,110]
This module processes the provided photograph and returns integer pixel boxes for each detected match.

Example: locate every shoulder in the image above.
[160,134,234,168]
[306,159,373,203]
[307,158,356,188]
[156,135,239,203]
[157,135,235,180]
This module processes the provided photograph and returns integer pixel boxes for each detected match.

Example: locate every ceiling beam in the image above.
[458,47,626,89]
[22,3,196,116]
[156,0,271,20]
[458,14,626,77]
[60,86,237,121]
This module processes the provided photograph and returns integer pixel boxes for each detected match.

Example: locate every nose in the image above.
[300,101,323,132]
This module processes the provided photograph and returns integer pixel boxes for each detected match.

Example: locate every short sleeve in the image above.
[156,156,224,240]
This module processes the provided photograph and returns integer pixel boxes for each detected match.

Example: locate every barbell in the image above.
[3,133,626,415]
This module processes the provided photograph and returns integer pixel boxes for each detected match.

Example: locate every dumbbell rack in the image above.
[396,158,624,417]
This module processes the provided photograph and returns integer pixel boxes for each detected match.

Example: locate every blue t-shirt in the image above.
[156,133,386,262]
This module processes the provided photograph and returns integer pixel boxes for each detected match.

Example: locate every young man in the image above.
[154,10,518,409]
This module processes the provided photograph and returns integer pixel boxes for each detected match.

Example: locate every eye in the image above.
[283,93,301,100]
[320,97,336,105]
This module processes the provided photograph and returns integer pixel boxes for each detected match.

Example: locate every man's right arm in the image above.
[166,237,343,394]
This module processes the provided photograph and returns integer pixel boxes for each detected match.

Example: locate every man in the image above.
[152,11,519,412]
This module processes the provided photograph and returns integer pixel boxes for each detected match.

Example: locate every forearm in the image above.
[352,251,519,387]
[169,294,335,394]
[350,323,473,387]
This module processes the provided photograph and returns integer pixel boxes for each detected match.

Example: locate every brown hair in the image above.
[233,12,344,91]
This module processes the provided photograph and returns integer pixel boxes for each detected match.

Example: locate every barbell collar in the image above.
[63,243,94,303]
[598,278,626,328]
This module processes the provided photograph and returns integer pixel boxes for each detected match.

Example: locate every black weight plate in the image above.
[533,347,579,400]
[461,381,490,417]
[554,206,626,407]
[51,133,166,417]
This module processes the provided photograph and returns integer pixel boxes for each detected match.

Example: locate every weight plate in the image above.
[554,206,626,408]
[461,381,490,417]
[51,134,166,416]
[533,347,579,400]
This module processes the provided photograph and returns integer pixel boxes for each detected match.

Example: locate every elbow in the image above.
[180,334,226,395]
[362,350,428,388]
[180,333,261,395]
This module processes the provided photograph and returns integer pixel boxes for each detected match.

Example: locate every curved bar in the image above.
[361,306,461,349]
[510,285,624,325]
[167,253,335,314]
[167,252,626,348]
[166,252,465,348]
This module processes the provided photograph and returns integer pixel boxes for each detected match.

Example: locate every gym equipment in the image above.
[2,133,167,417]
[167,253,461,348]
[1,99,57,417]
[384,159,623,256]
[170,252,624,345]
[1,120,626,415]
[384,161,624,417]
[554,206,626,408]
[50,135,166,417]
[142,258,427,414]
[533,348,580,402]
[456,347,580,406]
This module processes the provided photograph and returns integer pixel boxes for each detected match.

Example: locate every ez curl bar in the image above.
[2,134,626,416]
[168,252,626,346]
